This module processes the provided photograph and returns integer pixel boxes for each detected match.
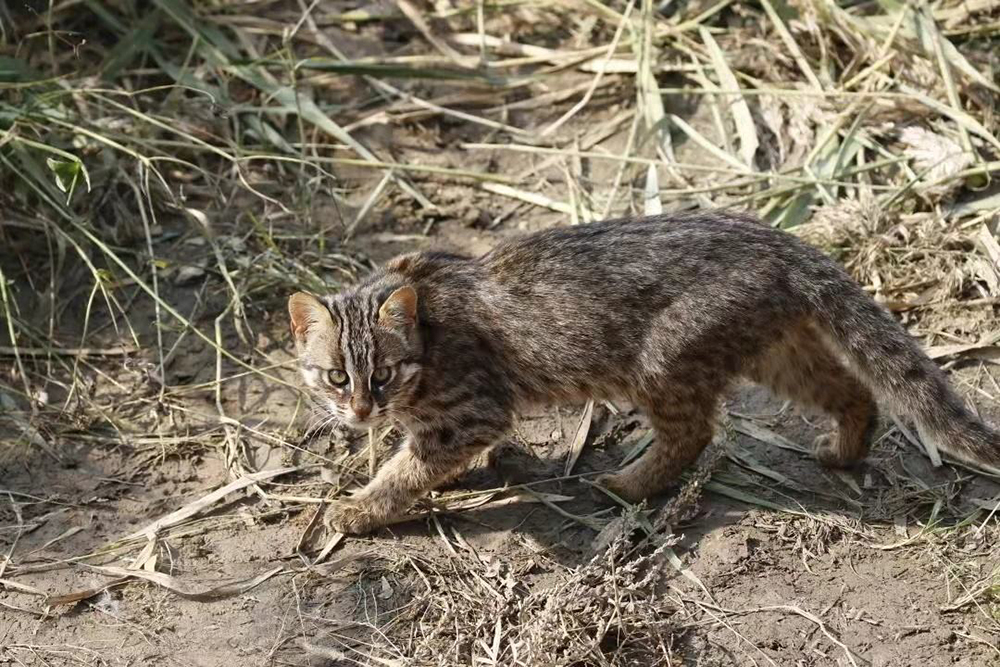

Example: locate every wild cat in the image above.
[289,211,1000,534]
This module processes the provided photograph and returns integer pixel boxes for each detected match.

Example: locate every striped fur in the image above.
[289,212,1000,534]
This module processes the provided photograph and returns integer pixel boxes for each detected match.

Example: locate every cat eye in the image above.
[327,369,349,387]
[372,366,393,386]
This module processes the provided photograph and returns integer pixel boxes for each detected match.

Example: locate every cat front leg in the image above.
[324,428,499,535]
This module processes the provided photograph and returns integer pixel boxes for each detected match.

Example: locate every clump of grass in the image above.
[303,509,681,666]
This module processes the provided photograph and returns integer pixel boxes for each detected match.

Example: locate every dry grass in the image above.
[300,514,681,665]
[2,0,1000,664]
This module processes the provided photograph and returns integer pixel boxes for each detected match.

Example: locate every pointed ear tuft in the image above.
[288,292,334,342]
[378,286,418,328]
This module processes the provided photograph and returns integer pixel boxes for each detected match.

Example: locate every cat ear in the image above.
[379,285,418,329]
[288,292,335,342]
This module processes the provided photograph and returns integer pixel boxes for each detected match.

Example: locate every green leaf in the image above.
[42,151,91,205]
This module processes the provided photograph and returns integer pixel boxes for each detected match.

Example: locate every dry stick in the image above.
[0,599,45,617]
[372,86,529,137]
[656,85,964,100]
[680,595,863,667]
[239,153,514,183]
[926,5,975,163]
[128,176,166,401]
[160,281,208,372]
[215,314,238,469]
[287,0,321,40]
[396,0,475,68]
[449,35,620,70]
[474,0,487,63]
[41,227,59,387]
[541,0,635,136]
[0,266,32,410]
[678,594,779,667]
[469,142,901,190]
[482,183,577,215]
[345,170,394,242]
[0,346,133,357]
[345,89,510,130]
[47,563,285,605]
[601,112,641,219]
[0,492,24,580]
[843,7,907,90]
[759,0,823,90]
[185,207,250,347]
[562,160,586,224]
[667,112,750,172]
[123,466,298,542]
[314,532,345,565]
[515,108,634,182]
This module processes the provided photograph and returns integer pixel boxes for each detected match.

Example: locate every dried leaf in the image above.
[124,467,298,541]
[898,126,973,196]
[700,27,758,167]
[44,564,285,605]
[28,526,84,556]
[44,578,130,607]
[565,400,595,476]
[643,165,662,216]
[730,417,810,454]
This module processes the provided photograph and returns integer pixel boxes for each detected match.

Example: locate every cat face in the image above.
[288,286,422,431]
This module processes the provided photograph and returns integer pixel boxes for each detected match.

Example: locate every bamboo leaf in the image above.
[700,27,758,168]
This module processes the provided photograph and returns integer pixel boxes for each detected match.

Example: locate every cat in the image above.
[288,211,1000,535]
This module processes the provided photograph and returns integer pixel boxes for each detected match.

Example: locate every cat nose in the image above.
[351,396,372,420]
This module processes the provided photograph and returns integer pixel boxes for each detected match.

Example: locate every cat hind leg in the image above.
[597,395,718,503]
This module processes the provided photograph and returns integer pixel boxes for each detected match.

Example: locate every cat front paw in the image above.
[324,499,378,535]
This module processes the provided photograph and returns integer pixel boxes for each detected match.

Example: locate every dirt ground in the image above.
[3,2,1000,665]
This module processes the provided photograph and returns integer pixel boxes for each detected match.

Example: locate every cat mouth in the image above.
[341,413,385,431]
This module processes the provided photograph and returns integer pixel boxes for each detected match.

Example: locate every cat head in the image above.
[288,284,422,431]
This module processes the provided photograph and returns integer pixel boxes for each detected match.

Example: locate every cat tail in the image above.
[807,271,1000,474]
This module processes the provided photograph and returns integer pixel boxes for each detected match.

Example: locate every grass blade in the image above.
[700,27,758,168]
